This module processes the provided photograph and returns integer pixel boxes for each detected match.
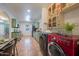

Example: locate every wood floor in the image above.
[16,36,43,56]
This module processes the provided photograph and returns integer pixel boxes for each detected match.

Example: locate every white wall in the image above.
[20,22,32,36]
[0,4,15,39]
[0,23,5,37]
[40,7,48,32]
[64,8,79,35]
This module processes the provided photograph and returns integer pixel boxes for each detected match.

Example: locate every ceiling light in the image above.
[0,16,8,20]
[27,9,31,13]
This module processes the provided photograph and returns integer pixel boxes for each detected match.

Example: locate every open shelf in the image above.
[62,3,79,13]
[47,3,64,28]
[47,3,79,29]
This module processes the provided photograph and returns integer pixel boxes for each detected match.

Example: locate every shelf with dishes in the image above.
[48,10,64,28]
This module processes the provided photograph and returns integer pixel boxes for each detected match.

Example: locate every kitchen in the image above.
[0,3,79,56]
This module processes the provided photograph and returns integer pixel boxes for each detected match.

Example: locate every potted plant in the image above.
[64,22,75,36]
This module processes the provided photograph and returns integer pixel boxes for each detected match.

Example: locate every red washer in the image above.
[48,33,79,56]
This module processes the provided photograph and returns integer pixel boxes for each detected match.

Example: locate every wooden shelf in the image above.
[62,3,79,13]
[47,3,79,28]
[51,4,55,15]
[48,3,76,27]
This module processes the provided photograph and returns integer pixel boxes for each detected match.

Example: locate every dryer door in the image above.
[48,42,65,56]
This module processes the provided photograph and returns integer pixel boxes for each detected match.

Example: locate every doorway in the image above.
[20,22,32,36]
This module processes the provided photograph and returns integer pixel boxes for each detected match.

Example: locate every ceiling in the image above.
[0,3,48,22]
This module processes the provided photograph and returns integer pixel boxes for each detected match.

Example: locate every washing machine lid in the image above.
[48,42,65,56]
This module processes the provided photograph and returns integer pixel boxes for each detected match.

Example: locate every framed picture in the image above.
[12,18,16,28]
[12,18,19,28]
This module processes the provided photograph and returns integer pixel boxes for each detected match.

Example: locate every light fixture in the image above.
[25,15,31,21]
[27,9,31,13]
[0,16,8,20]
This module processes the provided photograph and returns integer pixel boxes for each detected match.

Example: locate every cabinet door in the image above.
[52,17,56,27]
[48,19,52,27]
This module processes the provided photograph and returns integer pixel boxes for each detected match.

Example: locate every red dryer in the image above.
[48,33,79,56]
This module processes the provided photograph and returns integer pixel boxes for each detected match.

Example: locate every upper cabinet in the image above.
[48,3,79,17]
[47,3,64,28]
[47,3,79,29]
